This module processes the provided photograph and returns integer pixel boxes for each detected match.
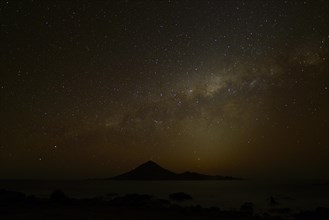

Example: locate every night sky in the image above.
[0,0,328,179]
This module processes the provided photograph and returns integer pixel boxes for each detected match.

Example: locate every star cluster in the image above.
[0,0,328,178]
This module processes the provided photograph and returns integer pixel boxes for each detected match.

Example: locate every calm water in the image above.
[1,179,328,213]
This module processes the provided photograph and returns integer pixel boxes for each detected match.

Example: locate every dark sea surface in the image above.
[1,179,328,214]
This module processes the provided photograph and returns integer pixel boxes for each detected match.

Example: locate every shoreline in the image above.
[1,188,328,220]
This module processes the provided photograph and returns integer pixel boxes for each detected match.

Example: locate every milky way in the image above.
[0,0,328,178]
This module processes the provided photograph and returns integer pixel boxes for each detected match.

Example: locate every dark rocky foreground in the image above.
[0,189,328,220]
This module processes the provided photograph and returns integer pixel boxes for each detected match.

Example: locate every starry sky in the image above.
[0,0,328,179]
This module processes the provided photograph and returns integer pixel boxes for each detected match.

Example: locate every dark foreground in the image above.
[1,189,328,220]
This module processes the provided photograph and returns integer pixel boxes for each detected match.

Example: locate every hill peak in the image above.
[109,161,243,181]
[139,160,160,167]
[110,160,176,180]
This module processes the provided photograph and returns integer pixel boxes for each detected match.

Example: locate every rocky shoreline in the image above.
[1,189,328,220]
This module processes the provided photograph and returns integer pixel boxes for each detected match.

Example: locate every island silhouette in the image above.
[106,161,243,180]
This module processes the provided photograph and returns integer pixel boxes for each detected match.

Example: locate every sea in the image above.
[1,179,328,215]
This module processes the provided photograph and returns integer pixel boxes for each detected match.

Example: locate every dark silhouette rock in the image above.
[240,202,254,214]
[25,195,42,203]
[268,207,291,214]
[109,160,243,180]
[0,189,26,203]
[208,206,221,212]
[0,188,317,220]
[169,192,193,201]
[295,207,329,220]
[108,193,165,207]
[50,190,70,203]
[187,204,203,214]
